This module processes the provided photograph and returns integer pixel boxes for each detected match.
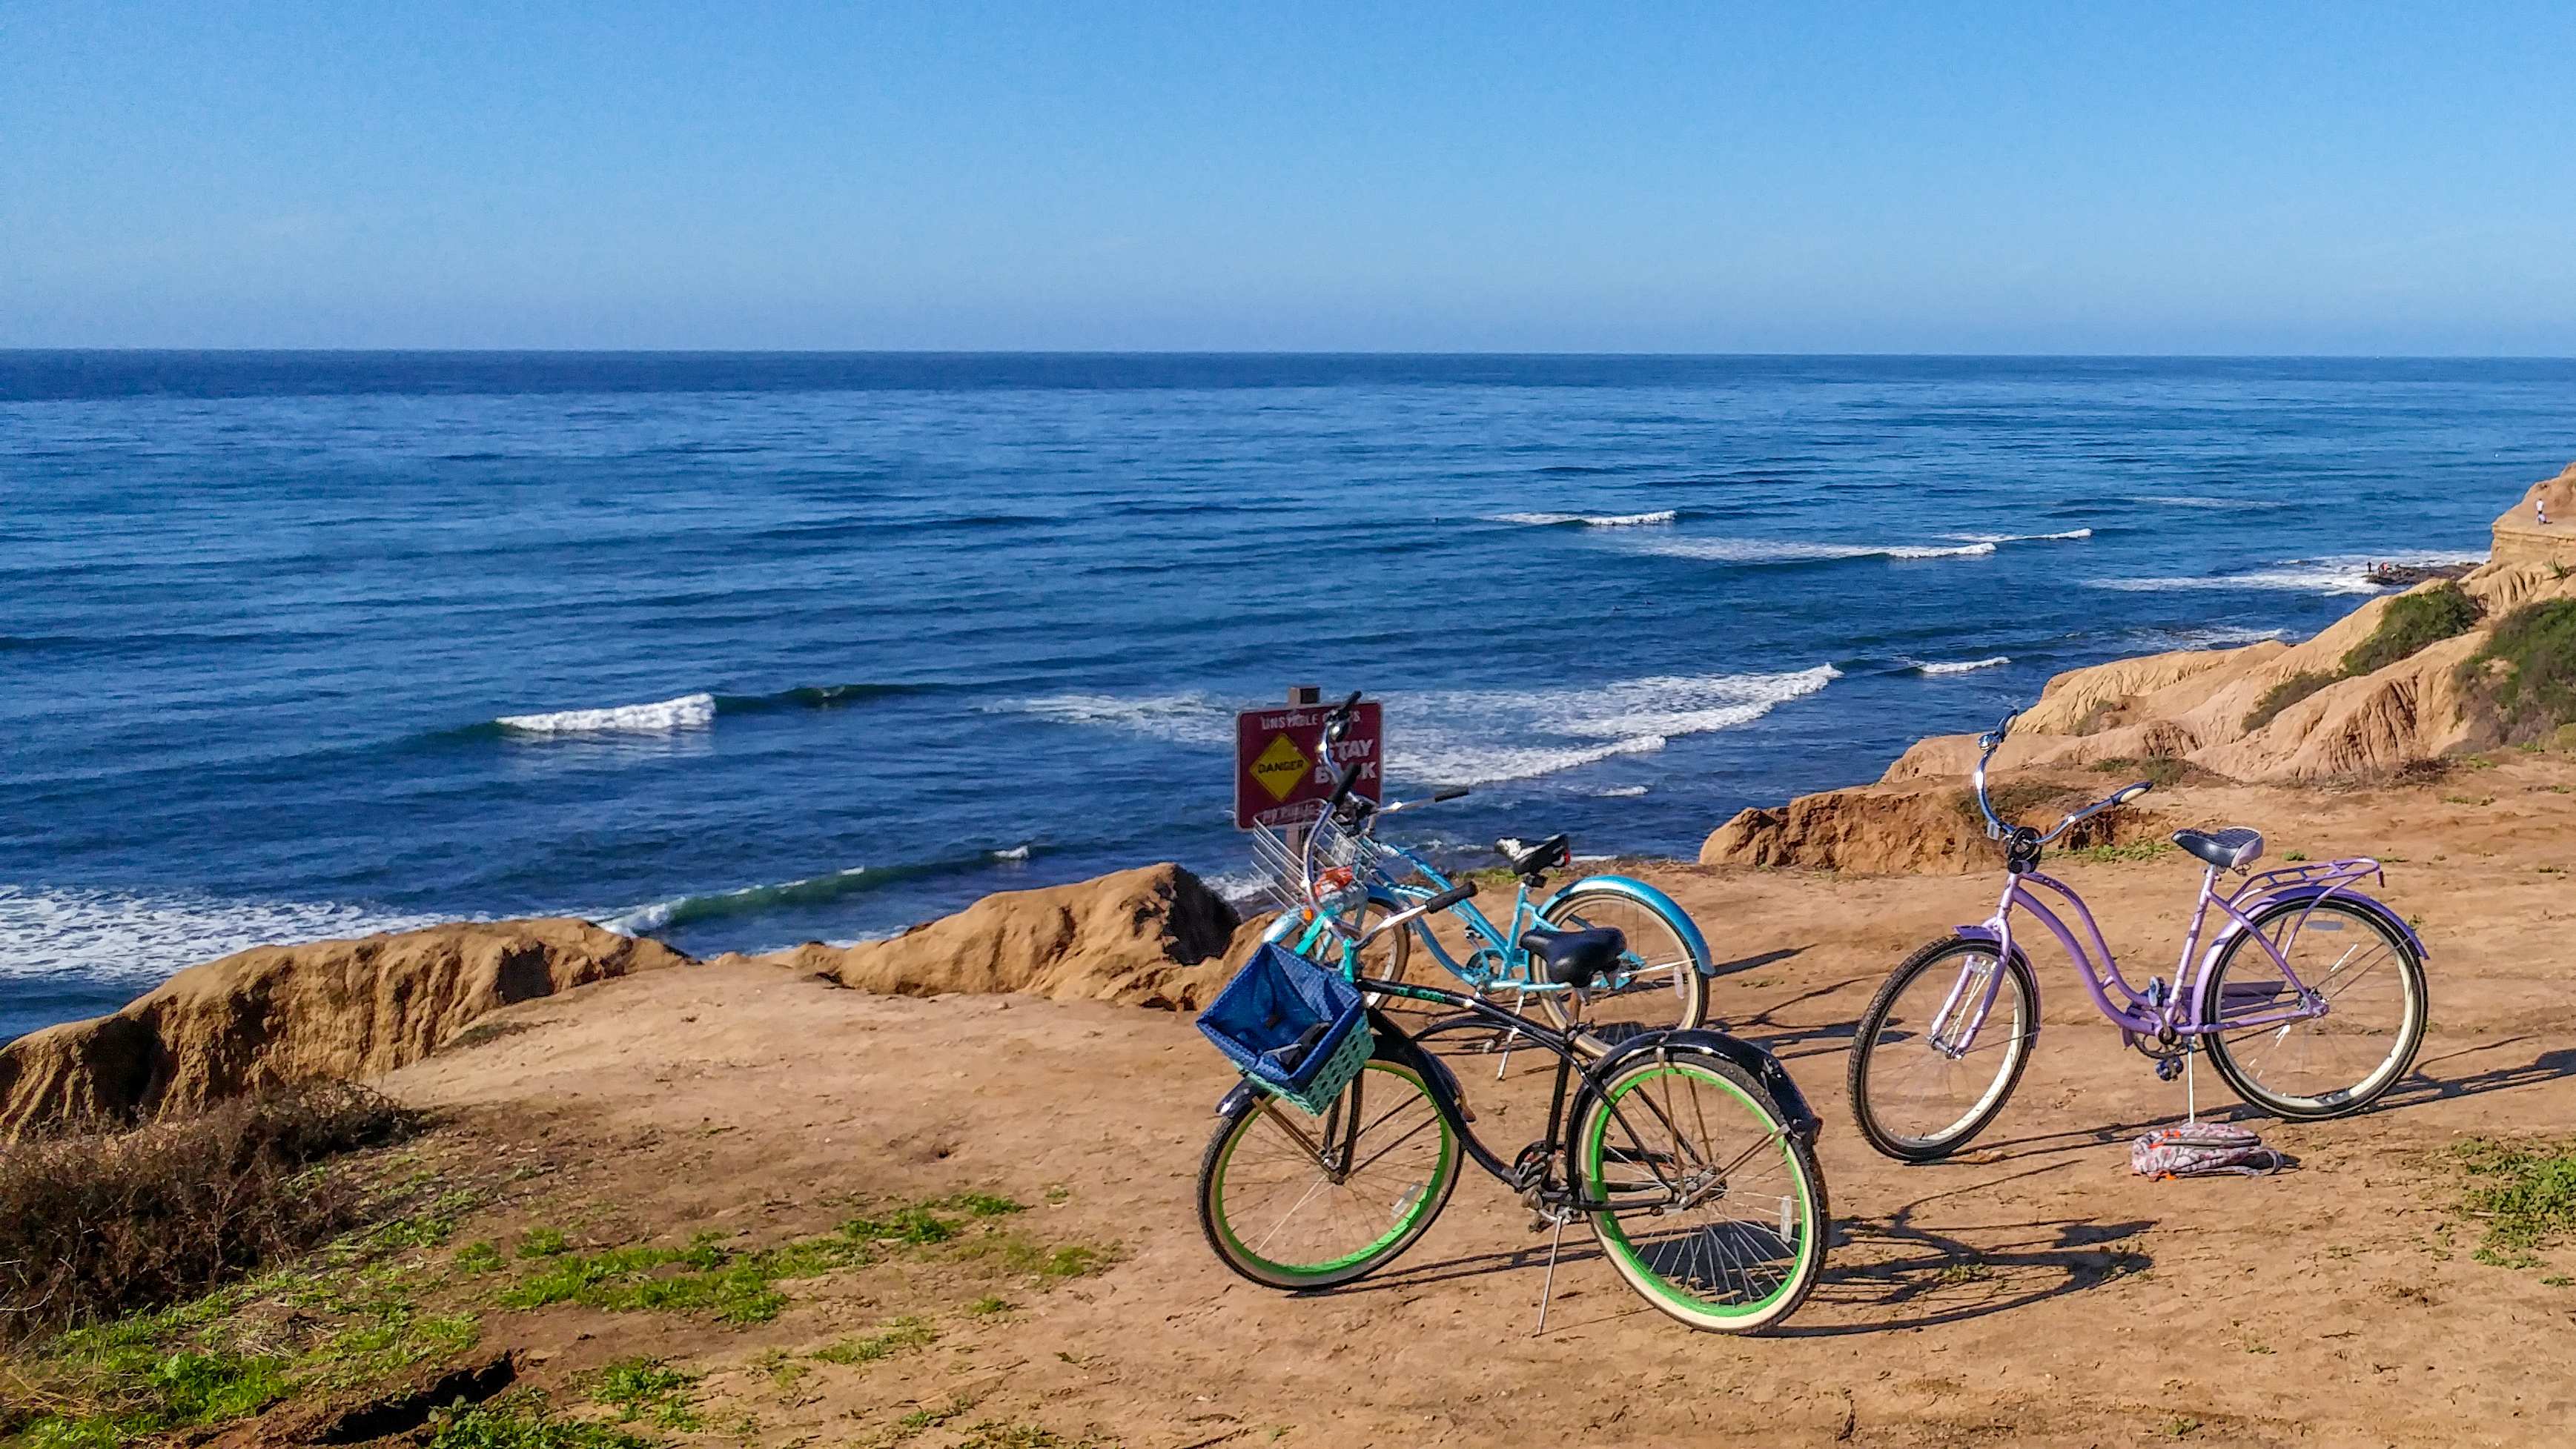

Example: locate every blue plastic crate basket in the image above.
[1197,942,1374,1115]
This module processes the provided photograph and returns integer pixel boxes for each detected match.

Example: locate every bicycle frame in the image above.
[1233,913,1692,1212]
[1936,854,2408,1052]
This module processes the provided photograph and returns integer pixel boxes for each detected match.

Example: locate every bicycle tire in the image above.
[2200,898,2426,1121]
[1848,935,2039,1162]
[1574,1049,1827,1333]
[1196,1052,1461,1290]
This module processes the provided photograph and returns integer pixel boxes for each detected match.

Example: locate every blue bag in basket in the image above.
[1198,943,1374,1115]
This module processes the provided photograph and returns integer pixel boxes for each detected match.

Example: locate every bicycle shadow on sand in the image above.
[1783,1163,2156,1337]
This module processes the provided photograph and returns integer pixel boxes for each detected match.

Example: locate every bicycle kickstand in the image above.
[1534,1216,1566,1336]
[1493,986,1531,1080]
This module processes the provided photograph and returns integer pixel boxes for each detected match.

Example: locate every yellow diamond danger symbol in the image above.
[1251,732,1311,802]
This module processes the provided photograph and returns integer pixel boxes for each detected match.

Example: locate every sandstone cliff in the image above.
[2491,460,2576,570]
[741,863,1242,1009]
[0,920,686,1138]
[1699,775,2168,872]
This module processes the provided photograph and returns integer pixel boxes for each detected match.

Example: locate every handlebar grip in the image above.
[1325,760,1362,810]
[2110,780,2153,805]
[1422,881,1477,912]
[1431,786,1471,802]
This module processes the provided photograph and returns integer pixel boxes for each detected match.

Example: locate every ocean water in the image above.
[4,352,2569,1044]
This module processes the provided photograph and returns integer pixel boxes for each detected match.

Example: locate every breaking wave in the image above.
[1632,537,1997,563]
[0,886,451,984]
[597,846,1032,937]
[2089,551,2487,597]
[1489,509,1680,528]
[1004,666,1841,788]
[1915,656,2012,676]
[497,692,718,735]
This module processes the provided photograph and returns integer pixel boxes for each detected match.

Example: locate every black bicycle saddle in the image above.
[1517,926,1626,989]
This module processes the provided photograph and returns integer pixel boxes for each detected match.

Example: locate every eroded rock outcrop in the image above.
[2491,461,2576,570]
[748,863,1242,1009]
[0,920,686,1138]
[1699,777,2165,873]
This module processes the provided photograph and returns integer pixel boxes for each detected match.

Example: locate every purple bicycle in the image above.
[1847,707,2429,1161]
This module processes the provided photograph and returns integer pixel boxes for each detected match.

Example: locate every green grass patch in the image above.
[2457,600,2576,743]
[965,1296,1014,1316]
[2342,582,2483,677]
[454,1240,506,1275]
[496,1232,857,1324]
[2063,839,2173,863]
[516,1227,572,1259]
[811,1316,936,1365]
[2244,671,2337,732]
[592,1358,700,1430]
[425,1392,654,1448]
[2454,1137,2576,1265]
[953,1234,1119,1283]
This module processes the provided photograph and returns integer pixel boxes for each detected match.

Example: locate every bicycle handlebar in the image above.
[1970,703,2153,847]
[1348,879,1477,947]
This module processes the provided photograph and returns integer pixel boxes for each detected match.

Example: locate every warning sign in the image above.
[1234,699,1383,829]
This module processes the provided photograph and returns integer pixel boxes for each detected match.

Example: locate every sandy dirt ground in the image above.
[386,756,2576,1448]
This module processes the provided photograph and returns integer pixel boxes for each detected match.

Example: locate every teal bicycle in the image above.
[1248,769,1715,1047]
[1196,704,1828,1333]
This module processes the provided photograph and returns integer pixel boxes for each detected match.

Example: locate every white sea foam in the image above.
[1947,528,2093,543]
[1592,784,1650,798]
[2090,551,2488,597]
[1916,656,2011,676]
[1004,692,1234,747]
[1389,665,1843,787]
[1007,666,1840,789]
[1490,509,1678,528]
[1633,537,1997,563]
[497,692,717,735]
[2126,624,2292,652]
[991,844,1032,862]
[0,886,450,984]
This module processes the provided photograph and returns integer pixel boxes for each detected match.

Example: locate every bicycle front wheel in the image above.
[2201,898,2426,1120]
[1537,883,1709,1035]
[1575,1050,1827,1333]
[1196,1055,1461,1290]
[1847,936,2039,1161]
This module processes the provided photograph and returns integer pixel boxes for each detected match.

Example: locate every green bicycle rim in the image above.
[1583,1061,1812,1320]
[1210,1062,1455,1281]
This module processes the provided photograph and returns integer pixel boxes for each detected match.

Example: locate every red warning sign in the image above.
[1234,700,1382,829]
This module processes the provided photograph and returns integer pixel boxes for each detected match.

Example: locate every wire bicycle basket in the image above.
[1245,806,1399,913]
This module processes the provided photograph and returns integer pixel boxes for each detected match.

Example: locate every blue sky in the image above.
[4,4,2572,352]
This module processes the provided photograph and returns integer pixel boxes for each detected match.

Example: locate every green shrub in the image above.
[2243,672,2337,732]
[2342,583,2483,677]
[2457,600,2576,742]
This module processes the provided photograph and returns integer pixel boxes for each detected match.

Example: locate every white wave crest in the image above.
[2090,551,2486,598]
[1634,537,1996,563]
[1009,666,1840,789]
[498,692,717,735]
[991,844,1032,862]
[2126,624,2291,652]
[1916,656,2011,676]
[0,886,450,984]
[1490,509,1678,528]
[1592,784,1650,798]
[1002,692,1234,747]
[1398,664,1842,786]
[1948,528,2093,543]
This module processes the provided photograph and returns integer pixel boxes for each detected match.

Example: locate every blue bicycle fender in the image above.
[1575,1029,1824,1143]
[1539,875,1718,977]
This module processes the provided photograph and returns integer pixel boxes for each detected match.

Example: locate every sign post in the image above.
[1234,692,1383,832]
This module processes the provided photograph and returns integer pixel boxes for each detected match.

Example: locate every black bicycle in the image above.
[1194,699,1830,1333]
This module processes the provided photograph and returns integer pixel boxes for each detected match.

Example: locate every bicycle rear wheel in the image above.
[1537,883,1709,1035]
[1197,1054,1460,1290]
[2201,898,2426,1120]
[1847,936,2039,1161]
[1575,1050,1826,1333]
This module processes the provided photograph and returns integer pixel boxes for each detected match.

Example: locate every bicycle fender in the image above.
[2239,884,2429,960]
[1362,1014,1474,1130]
[1573,1029,1824,1143]
[1539,875,1718,976]
[1213,1078,1262,1117]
